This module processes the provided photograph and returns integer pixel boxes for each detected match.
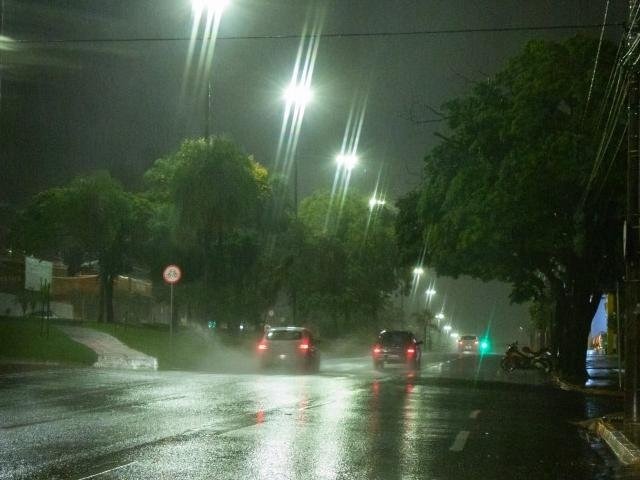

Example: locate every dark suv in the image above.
[372,330,422,370]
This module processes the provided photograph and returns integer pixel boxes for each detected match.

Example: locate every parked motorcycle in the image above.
[500,342,552,373]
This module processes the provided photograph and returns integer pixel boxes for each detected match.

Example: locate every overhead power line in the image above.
[0,22,625,46]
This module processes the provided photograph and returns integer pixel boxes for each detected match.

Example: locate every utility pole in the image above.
[205,80,211,141]
[625,0,640,425]
[291,158,298,325]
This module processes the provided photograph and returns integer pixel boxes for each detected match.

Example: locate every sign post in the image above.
[162,265,182,355]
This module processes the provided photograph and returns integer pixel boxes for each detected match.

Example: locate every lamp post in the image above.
[283,82,313,215]
[281,81,312,325]
[191,0,230,140]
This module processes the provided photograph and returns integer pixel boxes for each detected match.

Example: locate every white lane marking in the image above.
[77,461,136,479]
[449,430,470,452]
[426,359,453,370]
[469,409,481,419]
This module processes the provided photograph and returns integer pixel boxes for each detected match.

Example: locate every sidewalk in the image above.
[585,350,623,389]
[58,326,157,370]
[575,351,640,466]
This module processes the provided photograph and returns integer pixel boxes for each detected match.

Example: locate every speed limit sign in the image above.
[163,264,182,284]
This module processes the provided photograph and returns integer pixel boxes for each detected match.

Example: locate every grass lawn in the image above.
[0,317,97,365]
[85,322,251,371]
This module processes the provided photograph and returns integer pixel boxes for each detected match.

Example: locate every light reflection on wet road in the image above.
[0,353,634,479]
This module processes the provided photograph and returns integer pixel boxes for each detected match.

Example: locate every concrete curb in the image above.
[591,419,640,466]
[551,374,623,397]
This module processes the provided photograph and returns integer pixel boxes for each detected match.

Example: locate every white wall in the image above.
[0,292,74,319]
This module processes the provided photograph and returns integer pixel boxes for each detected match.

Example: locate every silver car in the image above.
[257,327,320,373]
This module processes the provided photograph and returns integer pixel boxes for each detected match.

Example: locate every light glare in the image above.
[336,154,358,171]
[284,83,313,106]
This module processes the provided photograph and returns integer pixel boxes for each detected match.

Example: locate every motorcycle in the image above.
[500,342,553,373]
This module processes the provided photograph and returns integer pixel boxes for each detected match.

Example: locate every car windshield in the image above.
[267,330,303,341]
[461,336,478,341]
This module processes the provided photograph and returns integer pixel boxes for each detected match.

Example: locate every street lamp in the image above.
[425,288,436,297]
[369,197,386,209]
[283,83,313,106]
[435,312,445,320]
[443,324,452,333]
[413,267,424,276]
[336,153,358,171]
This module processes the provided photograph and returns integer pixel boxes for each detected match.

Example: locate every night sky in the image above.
[0,0,627,343]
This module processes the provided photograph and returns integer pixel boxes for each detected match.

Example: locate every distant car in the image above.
[372,330,422,370]
[458,335,479,354]
[257,327,320,373]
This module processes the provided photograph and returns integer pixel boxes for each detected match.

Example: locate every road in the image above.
[0,352,634,479]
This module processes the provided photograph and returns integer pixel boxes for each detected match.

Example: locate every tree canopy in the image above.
[142,137,276,326]
[14,172,145,322]
[397,35,624,380]
[293,190,399,334]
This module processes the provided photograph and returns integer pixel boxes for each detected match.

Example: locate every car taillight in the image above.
[406,347,415,355]
[258,341,268,351]
[474,340,479,345]
[299,342,310,350]
[373,344,382,355]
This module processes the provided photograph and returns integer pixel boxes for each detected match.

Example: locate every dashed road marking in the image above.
[449,430,470,452]
[77,461,136,479]
[469,409,481,419]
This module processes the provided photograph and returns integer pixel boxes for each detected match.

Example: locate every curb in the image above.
[592,419,640,465]
[552,374,623,397]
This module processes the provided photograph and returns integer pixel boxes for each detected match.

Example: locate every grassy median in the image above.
[0,317,97,365]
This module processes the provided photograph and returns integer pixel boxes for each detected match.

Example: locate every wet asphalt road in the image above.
[0,353,635,480]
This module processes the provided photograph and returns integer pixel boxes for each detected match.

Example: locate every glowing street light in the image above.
[425,288,436,297]
[336,153,358,171]
[413,267,425,276]
[369,197,386,209]
[443,324,452,333]
[191,0,230,14]
[435,312,445,320]
[283,82,313,107]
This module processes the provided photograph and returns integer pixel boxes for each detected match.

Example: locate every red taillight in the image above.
[474,340,479,345]
[258,341,268,351]
[373,344,382,355]
[299,342,310,350]
[406,348,415,355]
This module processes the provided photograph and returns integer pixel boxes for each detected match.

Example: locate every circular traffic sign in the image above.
[163,264,182,284]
